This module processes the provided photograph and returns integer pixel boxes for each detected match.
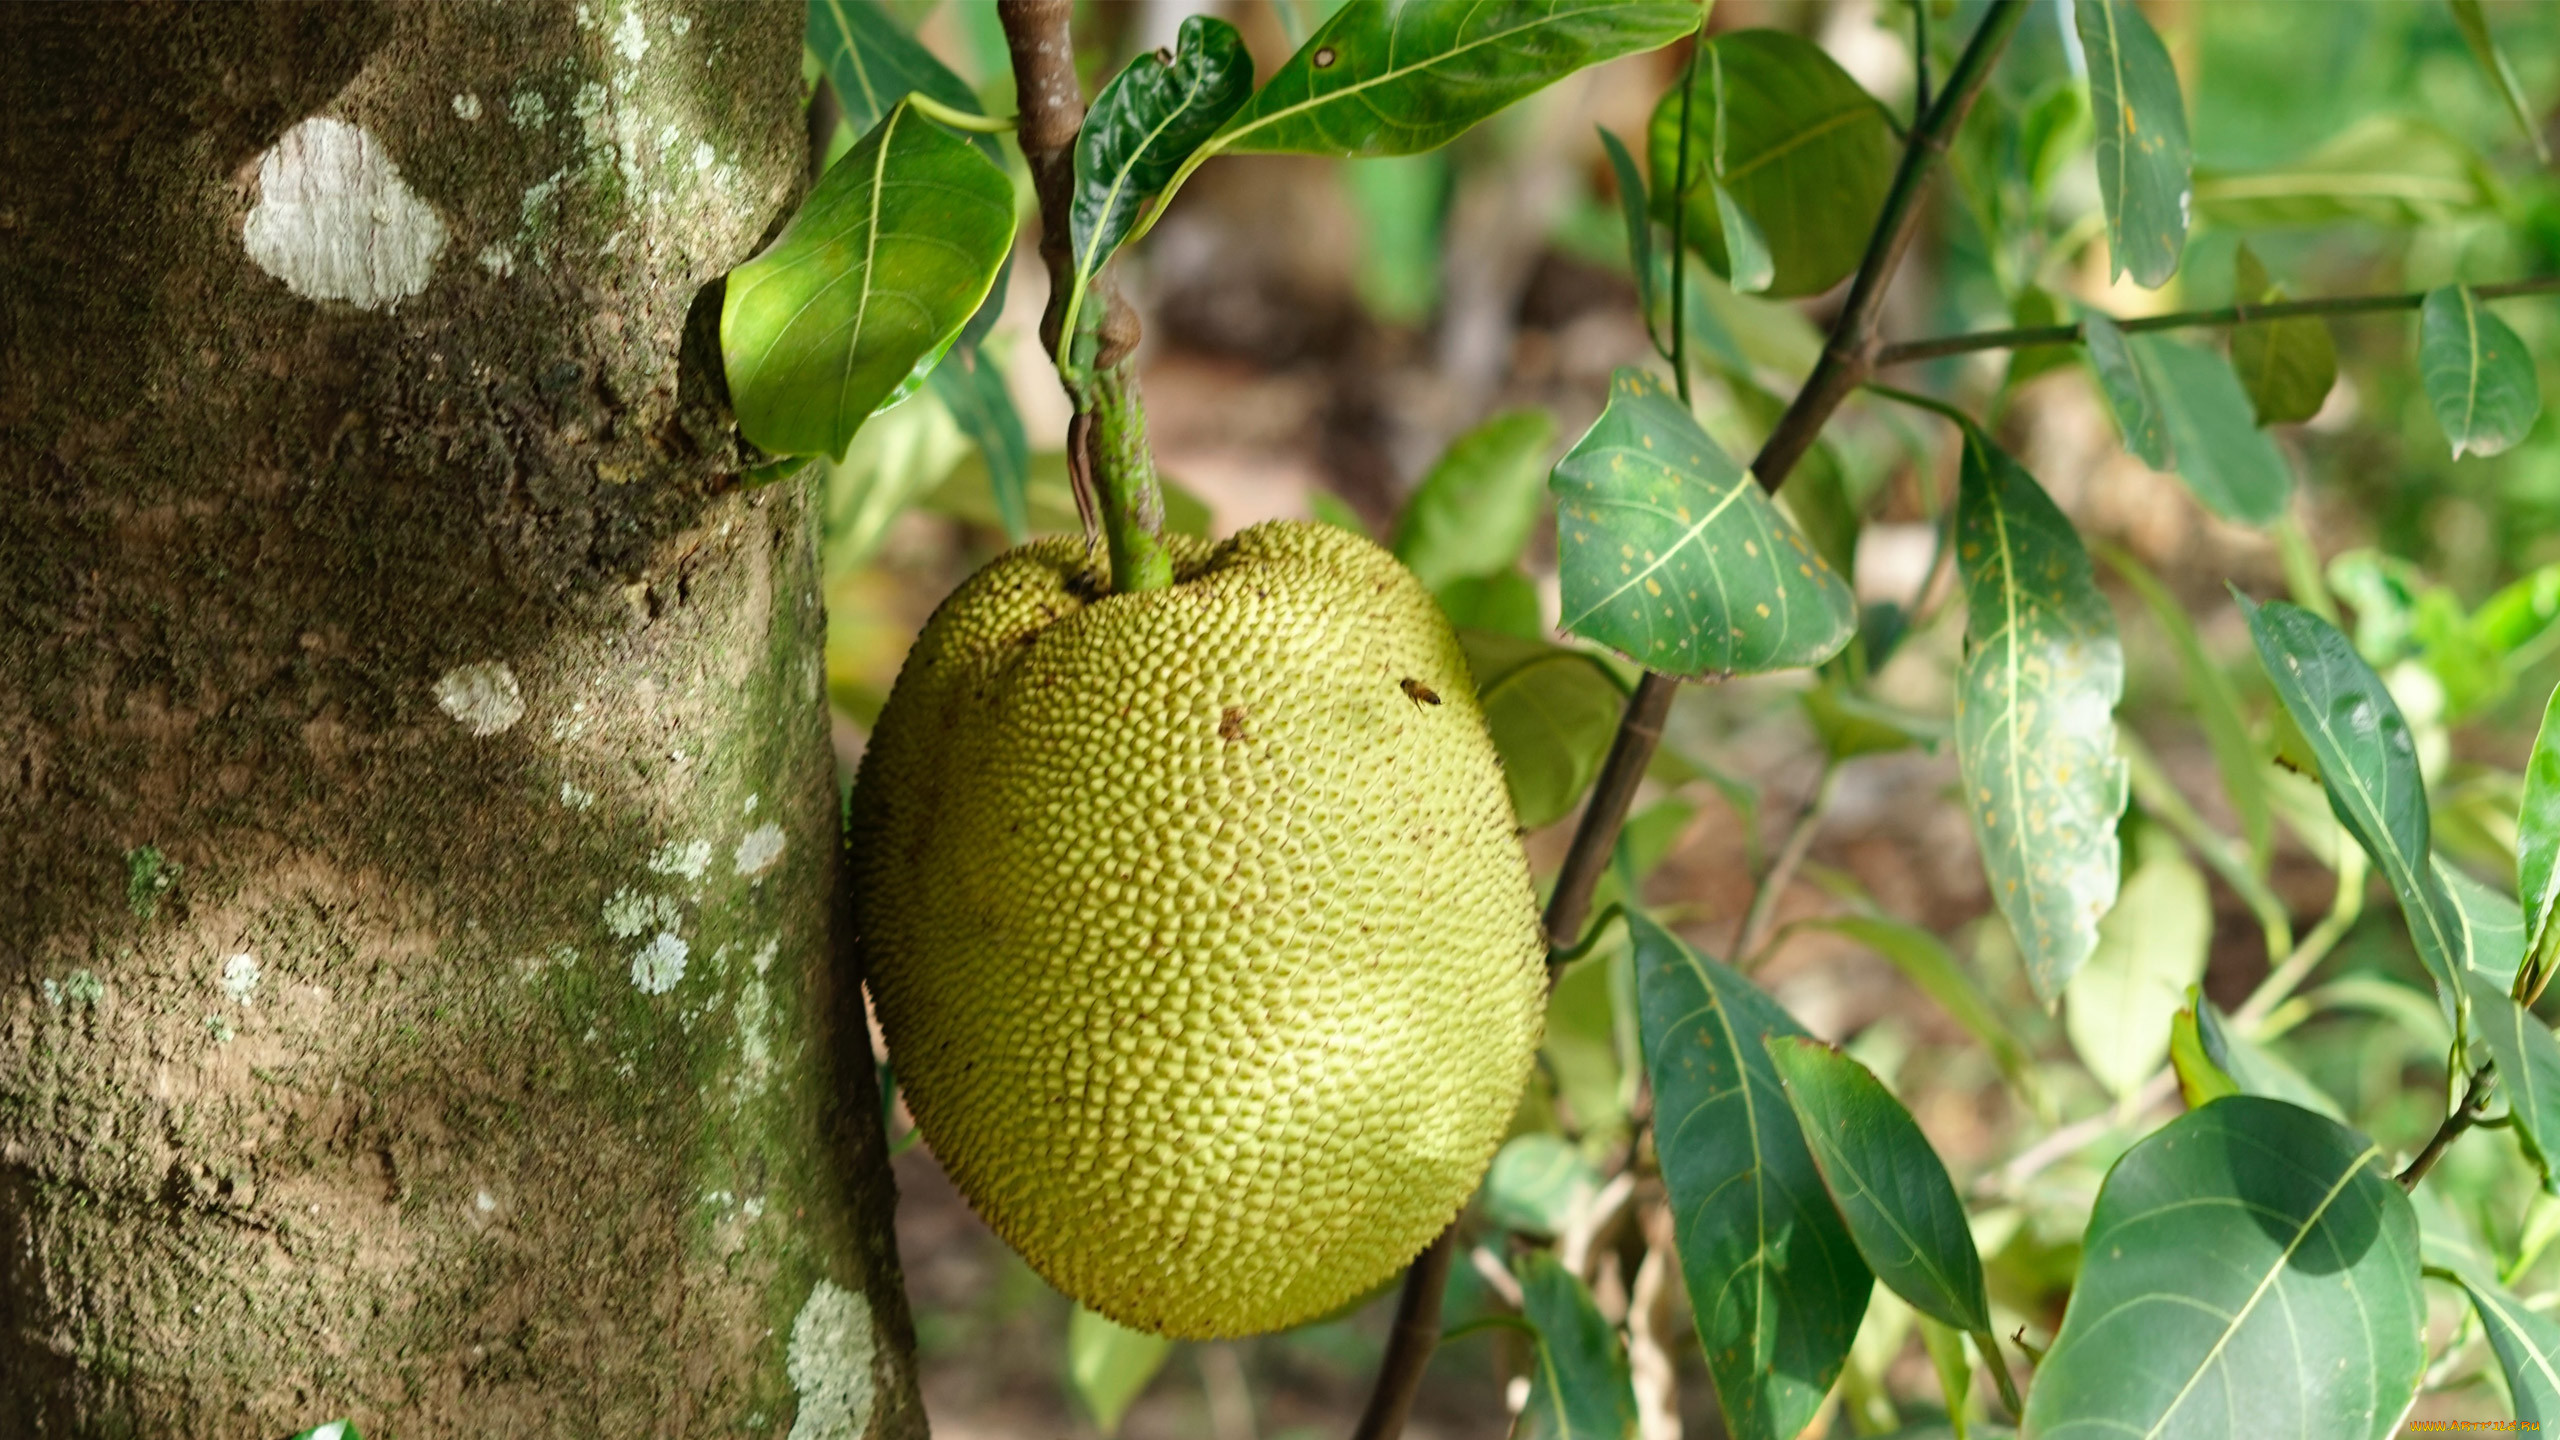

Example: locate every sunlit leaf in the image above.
[2169,995,2239,1108]
[2082,313,2171,469]
[1068,1305,1172,1437]
[2244,597,2467,1029]
[1459,629,1626,830]
[1649,30,1898,298]
[2022,1097,2425,1440]
[2228,245,2337,426]
[2066,843,2210,1100]
[2450,1270,2560,1425]
[1630,910,1870,1440]
[2130,334,2292,526]
[1484,1133,1602,1237]
[1518,1251,1641,1440]
[2076,0,2192,287]
[723,105,1014,459]
[1394,409,1558,591]
[808,0,999,161]
[2450,0,2550,163]
[1766,1038,1990,1335]
[2420,285,2543,461]
[1551,368,1856,676]
[1214,0,1696,158]
[1070,16,1254,309]
[1950,423,2127,1000]
[2523,684,2560,1002]
[2109,549,2272,870]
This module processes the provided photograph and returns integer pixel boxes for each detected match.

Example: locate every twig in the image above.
[2400,1064,2497,1190]
[1876,274,2560,366]
[1349,1230,1457,1440]
[996,0,1171,593]
[1736,760,1840,962]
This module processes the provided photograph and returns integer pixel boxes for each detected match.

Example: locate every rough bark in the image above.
[0,5,923,1436]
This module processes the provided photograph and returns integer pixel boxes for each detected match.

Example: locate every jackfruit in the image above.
[850,520,1547,1338]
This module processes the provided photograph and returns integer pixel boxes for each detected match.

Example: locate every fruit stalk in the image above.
[998,0,1174,595]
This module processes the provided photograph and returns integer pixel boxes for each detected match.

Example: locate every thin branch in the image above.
[1349,1230,1457,1440]
[2400,1064,2497,1190]
[1736,760,1840,962]
[1877,273,2560,366]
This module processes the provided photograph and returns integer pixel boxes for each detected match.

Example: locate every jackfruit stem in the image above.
[1085,364,1175,593]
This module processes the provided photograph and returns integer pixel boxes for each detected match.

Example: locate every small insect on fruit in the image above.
[1399,677,1441,707]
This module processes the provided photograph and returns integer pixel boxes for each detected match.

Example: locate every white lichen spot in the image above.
[787,1279,878,1440]
[735,978,774,1101]
[452,92,483,121]
[572,82,609,123]
[478,243,515,277]
[750,937,778,976]
[475,1188,497,1213]
[743,793,759,815]
[64,970,103,1007]
[668,13,692,37]
[742,1196,765,1220]
[631,931,688,994]
[242,117,447,310]
[602,887,681,939]
[220,952,260,1007]
[692,139,717,173]
[433,661,524,736]
[649,838,713,882]
[205,1014,236,1044]
[735,823,787,880]
[509,88,552,129]
[612,9,649,63]
[560,780,596,811]
[550,698,591,742]
[41,979,62,1008]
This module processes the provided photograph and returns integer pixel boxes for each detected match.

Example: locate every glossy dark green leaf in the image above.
[925,342,1029,543]
[1551,368,1856,676]
[2109,549,2272,869]
[1518,1251,1641,1440]
[1600,127,1656,347]
[2076,0,2191,288]
[2082,313,2172,469]
[1436,571,1544,641]
[2451,1271,2560,1425]
[723,106,1014,459]
[2066,845,2211,1100]
[1070,17,1253,305]
[1792,916,2035,1106]
[2421,285,2543,461]
[1765,1037,1990,1335]
[2244,597,2468,1026]
[1068,1305,1172,1436]
[2524,684,2560,1002]
[2450,0,2550,163]
[1648,30,1898,298]
[2464,972,2560,1190]
[2022,1097,2425,1440]
[2131,334,2293,526]
[1630,910,1870,1440]
[1394,408,1558,591]
[808,0,999,161]
[1459,629,1626,830]
[2228,246,2337,427]
[1950,424,2127,1001]
[1484,1133,1602,1237]
[1214,1,1696,158]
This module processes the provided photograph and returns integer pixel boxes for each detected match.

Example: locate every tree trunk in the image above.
[0,5,924,1435]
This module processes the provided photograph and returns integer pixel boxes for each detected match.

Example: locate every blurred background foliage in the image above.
[815,1,2560,1436]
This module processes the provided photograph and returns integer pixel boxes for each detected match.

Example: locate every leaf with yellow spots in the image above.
[1951,421,2127,1000]
[1549,368,1855,677]
[2077,0,2191,288]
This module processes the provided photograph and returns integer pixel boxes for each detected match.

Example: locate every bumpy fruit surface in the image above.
[850,521,1546,1338]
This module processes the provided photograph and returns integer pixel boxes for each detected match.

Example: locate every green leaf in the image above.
[1068,1304,1173,1437]
[2451,1270,2560,1425]
[1600,127,1656,347]
[1649,30,1898,298]
[2108,549,2272,870]
[2450,0,2550,163]
[287,1425,361,1440]
[723,105,1014,460]
[2066,844,2211,1100]
[2082,313,2171,469]
[1630,910,1870,1440]
[1069,17,1254,310]
[2193,116,2501,230]
[2243,597,2468,1028]
[2442,859,2525,982]
[1518,1251,1642,1440]
[808,0,999,161]
[1484,1132,1603,1237]
[1214,1,1696,159]
[2004,284,2077,391]
[1800,683,1950,763]
[1764,1037,1990,1335]
[2130,333,2293,526]
[925,342,1030,544]
[1394,408,1558,591]
[2421,285,2543,461]
[1551,368,1856,676]
[2192,991,2347,1121]
[2169,995,2241,1108]
[1459,629,1626,830]
[1916,1316,1976,1440]
[2523,683,2560,1001]
[2464,972,2560,1191]
[1950,424,2127,1001]
[2076,0,2192,288]
[1709,175,1775,296]
[1436,571,1544,640]
[2022,1097,2425,1440]
[2227,246,2337,427]
[1789,915,2037,1108]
